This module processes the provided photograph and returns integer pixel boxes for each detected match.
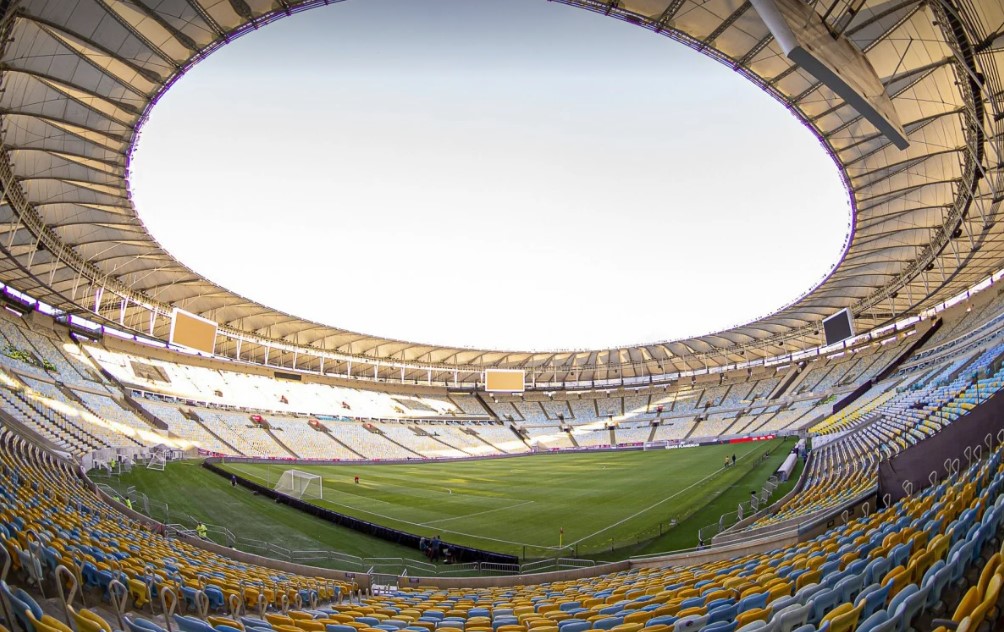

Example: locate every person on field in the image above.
[354,475,359,484]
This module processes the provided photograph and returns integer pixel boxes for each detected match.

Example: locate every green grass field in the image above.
[103,438,797,566]
[217,439,793,557]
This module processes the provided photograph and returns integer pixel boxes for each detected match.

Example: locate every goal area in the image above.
[274,469,323,500]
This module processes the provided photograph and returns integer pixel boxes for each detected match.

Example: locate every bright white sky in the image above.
[131,0,850,352]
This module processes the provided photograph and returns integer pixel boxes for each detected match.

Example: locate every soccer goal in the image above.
[147,452,167,471]
[274,469,323,500]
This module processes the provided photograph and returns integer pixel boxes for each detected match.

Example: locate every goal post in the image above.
[274,469,323,500]
[147,452,167,471]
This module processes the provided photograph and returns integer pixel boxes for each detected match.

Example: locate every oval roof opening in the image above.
[131,0,850,352]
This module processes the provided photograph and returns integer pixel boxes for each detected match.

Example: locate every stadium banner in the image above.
[726,434,776,444]
[878,386,1004,504]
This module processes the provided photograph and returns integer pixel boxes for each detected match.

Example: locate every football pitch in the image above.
[213,438,793,558]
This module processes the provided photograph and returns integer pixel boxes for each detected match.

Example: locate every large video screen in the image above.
[484,369,525,393]
[823,308,855,346]
[169,309,218,355]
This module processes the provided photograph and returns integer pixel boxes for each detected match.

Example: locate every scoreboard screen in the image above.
[484,369,525,393]
[823,309,855,347]
[169,309,218,355]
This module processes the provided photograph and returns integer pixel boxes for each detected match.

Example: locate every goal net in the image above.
[275,469,323,500]
[147,452,167,471]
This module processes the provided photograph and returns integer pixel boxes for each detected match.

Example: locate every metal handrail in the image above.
[0,534,11,582]
[55,564,78,631]
[194,590,210,620]
[23,529,46,598]
[161,585,177,632]
[108,579,129,631]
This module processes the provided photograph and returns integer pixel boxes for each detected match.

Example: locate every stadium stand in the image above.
[746,338,1004,531]
[3,405,1004,632]
[34,325,928,464]
[0,427,343,618]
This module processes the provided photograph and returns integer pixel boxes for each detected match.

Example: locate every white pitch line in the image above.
[565,445,762,547]
[420,500,536,526]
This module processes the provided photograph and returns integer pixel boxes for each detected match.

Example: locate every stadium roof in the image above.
[0,0,1001,385]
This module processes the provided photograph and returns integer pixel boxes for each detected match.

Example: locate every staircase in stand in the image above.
[420,429,474,456]
[364,425,424,459]
[325,431,368,460]
[184,409,244,456]
[266,428,300,458]
[567,431,580,448]
[466,427,507,454]
[682,418,701,441]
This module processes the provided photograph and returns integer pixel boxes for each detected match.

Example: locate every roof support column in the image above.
[5,215,20,250]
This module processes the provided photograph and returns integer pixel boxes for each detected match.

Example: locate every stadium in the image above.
[0,0,1001,631]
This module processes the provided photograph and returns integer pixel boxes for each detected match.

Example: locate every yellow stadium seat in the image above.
[267,616,296,627]
[70,609,111,632]
[976,554,1001,596]
[795,569,821,591]
[609,624,643,632]
[967,573,1003,632]
[734,608,769,628]
[27,614,72,632]
[881,566,910,600]
[819,602,863,632]
[622,612,650,625]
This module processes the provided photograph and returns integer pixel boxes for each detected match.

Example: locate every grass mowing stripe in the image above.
[565,440,763,547]
[420,500,537,526]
